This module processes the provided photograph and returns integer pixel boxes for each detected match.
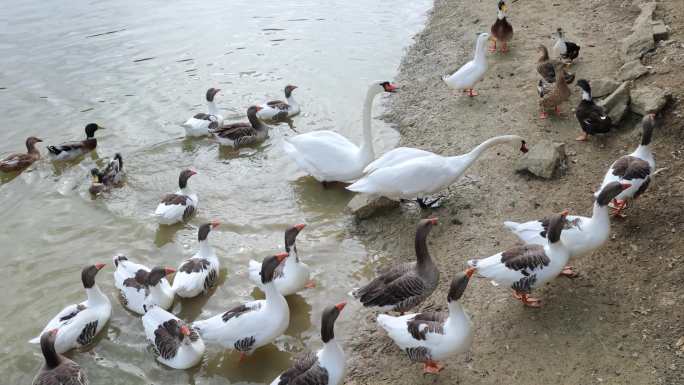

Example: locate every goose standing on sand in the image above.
[490,1,513,53]
[347,135,528,208]
[113,255,175,315]
[193,253,289,360]
[468,211,572,307]
[248,223,314,296]
[47,123,104,161]
[282,81,398,186]
[538,62,571,119]
[504,182,631,257]
[182,88,223,137]
[575,79,612,141]
[30,264,111,353]
[142,305,205,369]
[32,330,89,385]
[0,136,42,173]
[270,302,347,385]
[257,85,300,121]
[211,105,271,148]
[443,33,489,97]
[552,28,580,64]
[596,114,657,217]
[377,270,475,374]
[89,153,124,195]
[172,221,220,298]
[353,218,439,314]
[154,169,198,225]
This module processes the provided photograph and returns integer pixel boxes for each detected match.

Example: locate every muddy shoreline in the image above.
[346,1,684,384]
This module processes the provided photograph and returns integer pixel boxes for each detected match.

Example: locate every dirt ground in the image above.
[344,1,684,384]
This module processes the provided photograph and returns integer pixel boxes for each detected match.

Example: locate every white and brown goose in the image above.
[142,305,205,370]
[154,169,198,225]
[113,255,175,315]
[353,218,439,314]
[47,123,104,161]
[211,105,271,148]
[182,88,223,137]
[257,85,300,121]
[270,302,346,385]
[0,136,42,173]
[32,329,89,385]
[30,264,111,353]
[172,221,220,298]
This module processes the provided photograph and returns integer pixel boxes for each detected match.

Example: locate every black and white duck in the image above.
[47,123,104,161]
[575,79,612,141]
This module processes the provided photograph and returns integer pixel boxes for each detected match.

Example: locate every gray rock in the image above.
[632,2,656,31]
[620,2,657,61]
[630,86,671,115]
[617,60,650,81]
[653,22,669,41]
[590,79,620,98]
[515,141,566,179]
[347,193,399,219]
[597,81,631,123]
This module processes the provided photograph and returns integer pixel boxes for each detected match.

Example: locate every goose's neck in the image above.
[149,283,166,301]
[319,338,344,365]
[590,202,611,229]
[263,282,286,307]
[41,339,61,369]
[547,240,567,258]
[180,186,192,195]
[415,227,434,268]
[207,100,219,116]
[85,284,108,305]
[286,94,298,108]
[248,112,267,131]
[359,89,379,165]
[198,240,213,258]
[633,144,651,158]
[447,301,467,323]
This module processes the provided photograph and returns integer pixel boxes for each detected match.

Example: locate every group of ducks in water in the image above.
[1,1,664,384]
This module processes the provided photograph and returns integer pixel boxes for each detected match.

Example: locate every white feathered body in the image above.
[154,191,198,225]
[248,254,310,296]
[113,257,174,314]
[596,145,654,202]
[172,243,219,298]
[142,306,205,369]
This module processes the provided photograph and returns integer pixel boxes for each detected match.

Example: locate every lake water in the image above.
[0,0,431,383]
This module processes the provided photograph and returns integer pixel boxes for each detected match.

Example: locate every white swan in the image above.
[282,81,398,185]
[347,135,528,208]
[442,33,490,97]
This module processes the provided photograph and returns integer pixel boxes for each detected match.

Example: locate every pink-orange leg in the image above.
[305,280,316,289]
[539,107,549,119]
[239,352,248,363]
[489,40,497,52]
[512,291,543,308]
[423,360,444,374]
[610,199,628,218]
[560,265,579,278]
[554,105,562,117]
[576,132,589,141]
[501,41,508,53]
[467,88,478,97]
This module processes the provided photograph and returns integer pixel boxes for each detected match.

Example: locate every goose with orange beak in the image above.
[142,305,205,369]
[172,221,221,298]
[211,105,272,148]
[113,255,176,315]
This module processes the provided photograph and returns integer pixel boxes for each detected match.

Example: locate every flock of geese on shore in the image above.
[0,1,665,384]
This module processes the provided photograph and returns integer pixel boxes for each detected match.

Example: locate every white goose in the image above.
[172,221,220,298]
[248,223,313,296]
[504,182,630,257]
[347,135,528,208]
[257,85,301,121]
[270,302,346,385]
[442,33,490,97]
[193,253,289,360]
[377,270,475,374]
[282,81,398,185]
[113,255,175,315]
[29,264,111,354]
[467,211,571,307]
[142,305,205,370]
[154,169,198,225]
[182,88,223,137]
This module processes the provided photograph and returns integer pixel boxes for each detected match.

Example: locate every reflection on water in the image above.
[0,0,431,384]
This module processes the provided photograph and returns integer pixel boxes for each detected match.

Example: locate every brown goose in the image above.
[32,330,89,385]
[0,136,42,173]
[353,218,439,314]
[490,0,513,53]
[536,45,574,85]
[47,123,104,161]
[538,62,571,119]
[211,105,271,148]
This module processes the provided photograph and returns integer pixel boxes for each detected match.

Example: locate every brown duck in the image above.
[538,62,571,119]
[211,105,271,148]
[536,45,574,85]
[0,136,42,173]
[490,0,513,53]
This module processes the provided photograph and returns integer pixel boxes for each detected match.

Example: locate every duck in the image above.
[142,305,205,369]
[467,211,571,307]
[536,44,574,86]
[89,153,124,195]
[282,81,398,186]
[32,329,89,385]
[154,169,198,225]
[504,182,631,258]
[353,218,439,314]
[192,253,289,360]
[270,302,346,385]
[575,79,613,141]
[347,135,528,208]
[29,264,111,353]
[595,114,657,217]
[0,136,42,173]
[248,223,313,296]
[211,105,271,148]
[182,88,223,137]
[538,62,571,119]
[47,123,104,161]
[552,28,580,64]
[172,221,220,298]
[113,255,175,315]
[257,85,300,121]
[377,269,475,374]
[442,33,489,97]
[490,1,513,53]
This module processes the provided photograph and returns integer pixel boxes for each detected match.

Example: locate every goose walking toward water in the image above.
[142,305,205,369]
[442,33,489,97]
[182,88,223,137]
[154,169,198,225]
[47,123,104,161]
[257,85,300,121]
[32,330,89,385]
[0,136,42,173]
[490,1,513,53]
[211,105,271,148]
[172,221,221,298]
[113,255,175,315]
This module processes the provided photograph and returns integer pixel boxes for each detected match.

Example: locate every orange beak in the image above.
[275,252,288,262]
[95,263,106,270]
[294,223,306,231]
[429,217,438,225]
[164,267,176,275]
[211,220,220,229]
[465,267,476,278]
[180,325,190,336]
[560,209,570,216]
[335,301,347,312]
[620,182,632,190]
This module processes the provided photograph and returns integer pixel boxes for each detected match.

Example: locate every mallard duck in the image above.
[47,123,104,161]
[596,114,656,217]
[377,270,475,374]
[490,1,513,53]
[283,81,397,185]
[468,211,572,307]
[257,85,300,121]
[89,153,124,195]
[353,219,439,314]
[536,45,574,86]
[443,33,489,97]
[575,79,612,141]
[172,221,220,298]
[182,88,223,137]
[0,136,42,173]
[211,105,271,148]
[552,28,580,64]
[347,135,528,208]
[113,255,175,315]
[154,169,198,225]
[32,330,89,385]
[538,62,571,119]
[142,305,205,369]
[270,302,346,385]
[29,264,111,353]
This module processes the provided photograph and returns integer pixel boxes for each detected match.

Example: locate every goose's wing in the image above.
[611,156,651,180]
[214,124,257,140]
[357,270,426,309]
[283,132,360,179]
[406,311,447,341]
[30,304,85,343]
[363,147,435,174]
[275,351,328,385]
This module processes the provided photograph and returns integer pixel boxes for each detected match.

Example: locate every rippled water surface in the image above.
[0,0,431,384]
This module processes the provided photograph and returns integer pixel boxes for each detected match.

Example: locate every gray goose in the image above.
[211,105,271,148]
[32,330,89,385]
[353,218,440,314]
[0,136,42,173]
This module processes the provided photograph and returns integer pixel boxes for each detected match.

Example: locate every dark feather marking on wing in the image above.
[405,347,431,363]
[234,336,256,352]
[76,321,98,346]
[611,156,651,180]
[179,258,210,273]
[407,312,446,340]
[501,245,550,271]
[160,194,190,206]
[512,274,538,294]
[222,303,261,322]
[277,351,329,385]
[59,304,87,322]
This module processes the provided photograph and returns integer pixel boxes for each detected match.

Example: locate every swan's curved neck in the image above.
[454,135,518,169]
[359,88,379,165]
[207,100,219,116]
